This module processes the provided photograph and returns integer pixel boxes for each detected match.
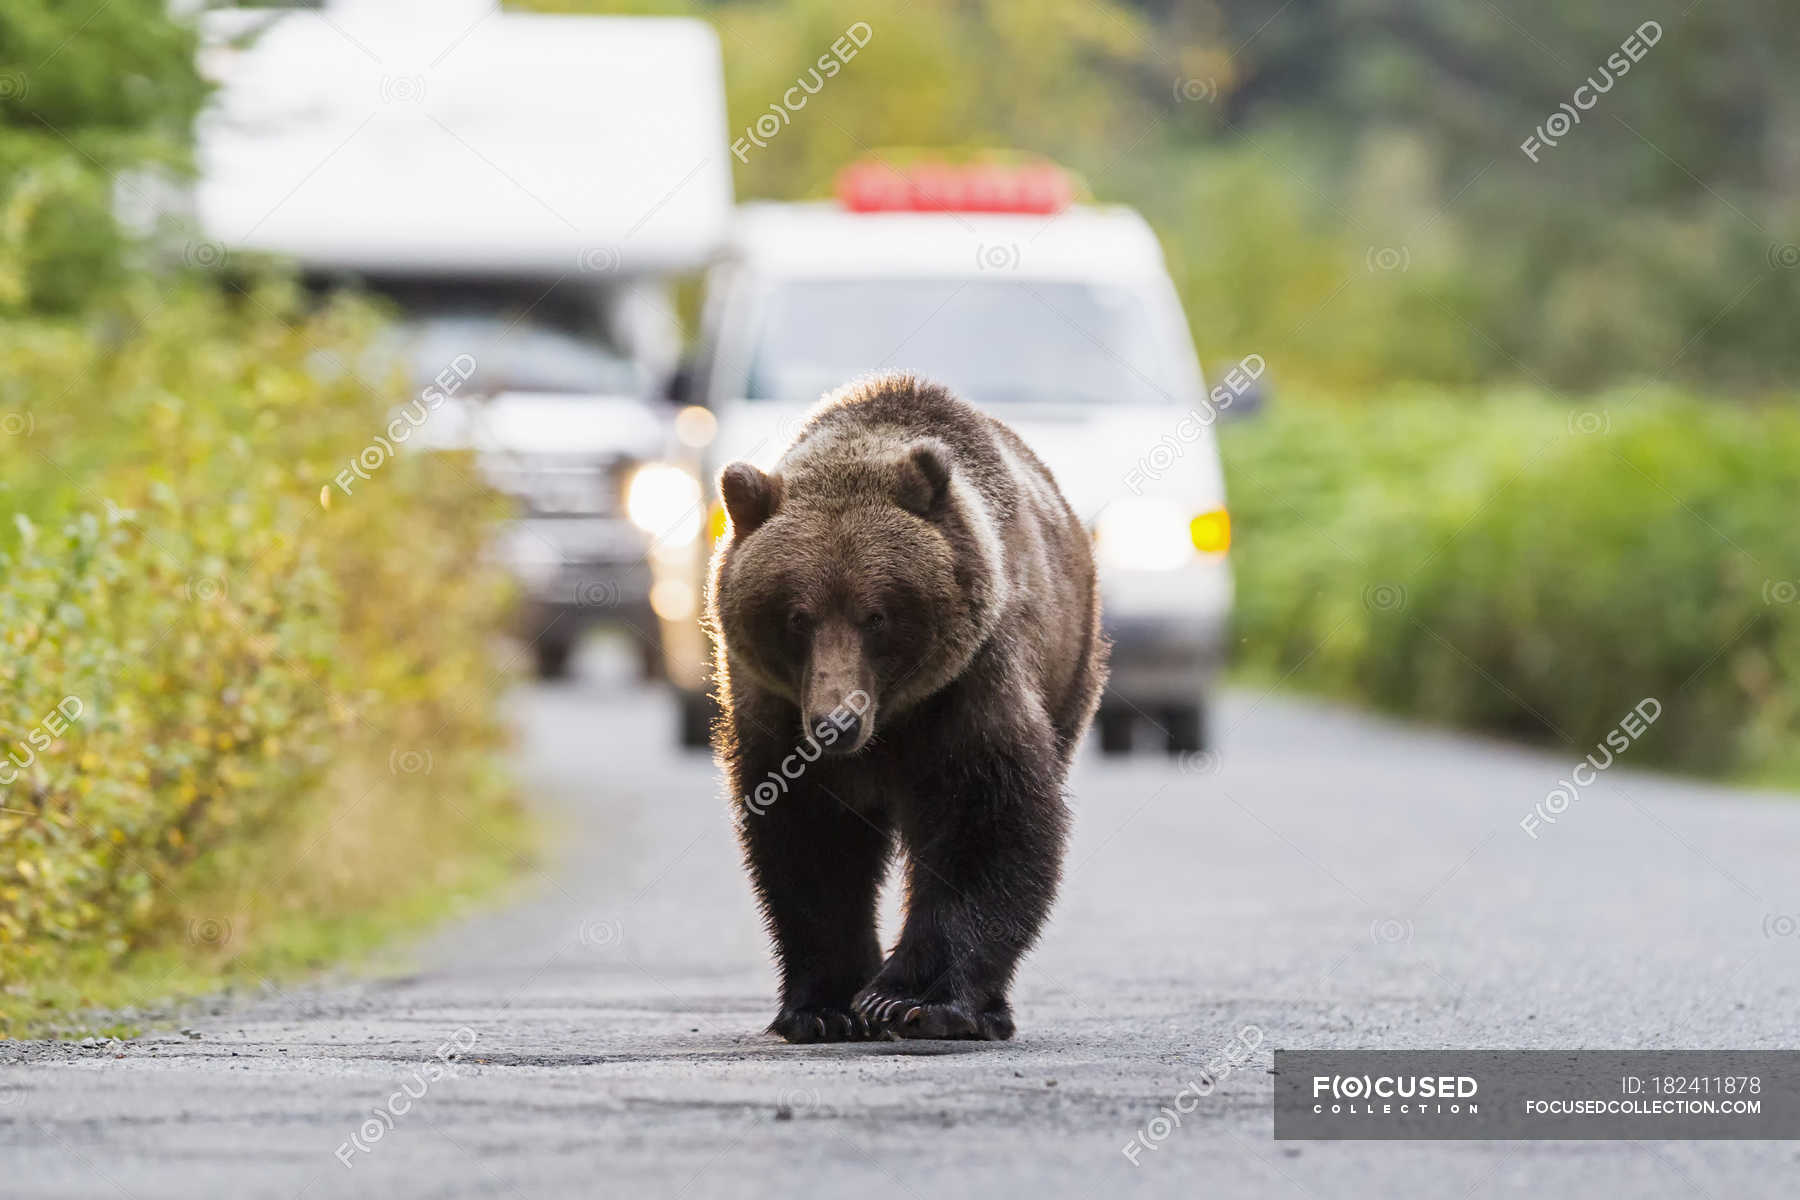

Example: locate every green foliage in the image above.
[1135,1,1800,389]
[0,0,208,313]
[1137,141,1490,389]
[0,286,525,1032]
[1223,390,1800,778]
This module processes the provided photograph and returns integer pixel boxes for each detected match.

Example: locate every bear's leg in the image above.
[733,747,892,1043]
[852,740,1068,1041]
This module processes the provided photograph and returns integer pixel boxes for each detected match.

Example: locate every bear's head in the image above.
[711,439,982,755]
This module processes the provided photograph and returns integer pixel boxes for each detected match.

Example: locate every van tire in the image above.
[1097,706,1133,756]
[679,690,719,750]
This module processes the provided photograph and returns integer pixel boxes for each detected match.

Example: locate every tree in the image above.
[0,0,208,312]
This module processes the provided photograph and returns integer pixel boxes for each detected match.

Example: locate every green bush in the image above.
[0,285,524,1030]
[1223,389,1800,779]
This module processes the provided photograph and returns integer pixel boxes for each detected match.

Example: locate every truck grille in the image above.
[484,455,633,517]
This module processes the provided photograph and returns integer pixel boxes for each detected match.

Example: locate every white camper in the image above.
[194,2,735,677]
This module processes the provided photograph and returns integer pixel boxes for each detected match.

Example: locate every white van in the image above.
[653,162,1234,753]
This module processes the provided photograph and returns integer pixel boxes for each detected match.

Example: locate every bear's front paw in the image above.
[770,1005,871,1044]
[852,985,1014,1041]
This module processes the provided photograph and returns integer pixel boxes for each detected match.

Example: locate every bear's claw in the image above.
[770,1005,871,1043]
[852,987,1014,1040]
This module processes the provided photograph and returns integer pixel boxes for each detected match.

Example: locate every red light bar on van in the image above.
[836,161,1073,214]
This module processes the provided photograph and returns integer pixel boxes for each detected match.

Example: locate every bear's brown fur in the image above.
[707,371,1105,1041]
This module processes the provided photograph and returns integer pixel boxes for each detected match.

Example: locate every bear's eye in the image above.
[785,609,812,636]
[860,611,886,634]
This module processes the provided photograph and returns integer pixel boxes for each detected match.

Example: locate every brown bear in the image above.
[706,371,1106,1041]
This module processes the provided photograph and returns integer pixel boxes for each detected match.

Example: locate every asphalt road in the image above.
[6,644,1800,1198]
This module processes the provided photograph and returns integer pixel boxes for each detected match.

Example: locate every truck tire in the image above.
[636,628,665,683]
[534,636,575,681]
[1164,702,1208,756]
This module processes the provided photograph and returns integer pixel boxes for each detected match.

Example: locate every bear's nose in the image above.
[814,710,863,754]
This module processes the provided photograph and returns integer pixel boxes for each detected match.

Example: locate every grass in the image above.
[3,757,539,1040]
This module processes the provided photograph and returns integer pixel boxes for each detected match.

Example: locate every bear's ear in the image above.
[719,462,782,536]
[895,441,952,517]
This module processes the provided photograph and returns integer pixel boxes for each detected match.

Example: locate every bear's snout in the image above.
[805,697,873,756]
[811,708,865,755]
[803,621,876,755]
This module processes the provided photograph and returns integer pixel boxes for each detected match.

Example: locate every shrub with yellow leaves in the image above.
[0,283,523,1029]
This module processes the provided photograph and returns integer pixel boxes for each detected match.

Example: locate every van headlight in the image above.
[626,463,703,546]
[1093,499,1230,570]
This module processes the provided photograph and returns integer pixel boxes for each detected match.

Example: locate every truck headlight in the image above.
[1093,499,1230,570]
[499,526,561,590]
[626,463,703,546]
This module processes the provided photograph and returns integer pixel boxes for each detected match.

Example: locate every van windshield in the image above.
[743,279,1183,407]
